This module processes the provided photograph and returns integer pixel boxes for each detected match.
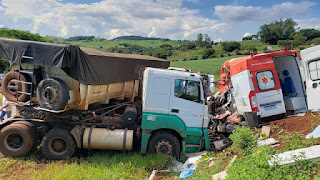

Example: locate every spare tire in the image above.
[2,71,31,102]
[36,78,69,111]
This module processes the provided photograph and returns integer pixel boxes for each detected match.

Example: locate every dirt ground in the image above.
[269,111,320,137]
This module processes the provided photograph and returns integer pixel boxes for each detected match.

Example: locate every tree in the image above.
[296,29,320,41]
[204,34,211,44]
[222,42,241,52]
[311,37,320,45]
[258,18,298,45]
[242,35,258,41]
[293,34,307,46]
[197,33,203,45]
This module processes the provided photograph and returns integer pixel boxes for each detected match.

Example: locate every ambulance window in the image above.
[256,70,276,91]
[308,60,320,81]
[174,79,201,103]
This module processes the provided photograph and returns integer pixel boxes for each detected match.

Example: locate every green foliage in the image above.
[202,48,215,59]
[258,18,298,45]
[65,36,95,41]
[242,35,258,41]
[281,132,317,151]
[230,126,259,155]
[312,37,320,45]
[228,146,318,180]
[293,34,307,46]
[222,42,241,52]
[113,35,170,41]
[152,48,173,59]
[241,44,258,54]
[0,151,171,179]
[296,29,320,41]
[0,28,52,42]
[277,40,293,47]
[0,58,9,73]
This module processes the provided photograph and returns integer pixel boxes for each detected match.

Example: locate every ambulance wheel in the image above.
[2,71,31,102]
[41,128,76,160]
[0,123,36,157]
[147,132,180,157]
[243,112,260,127]
[36,78,69,111]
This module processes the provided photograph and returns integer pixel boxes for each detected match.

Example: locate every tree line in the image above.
[250,18,320,46]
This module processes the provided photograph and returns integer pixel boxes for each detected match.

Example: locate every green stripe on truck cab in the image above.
[141,112,187,154]
[141,112,210,154]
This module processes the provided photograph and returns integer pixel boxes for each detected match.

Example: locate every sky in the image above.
[0,0,319,41]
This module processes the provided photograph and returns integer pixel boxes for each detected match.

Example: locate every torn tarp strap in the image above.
[0,38,169,85]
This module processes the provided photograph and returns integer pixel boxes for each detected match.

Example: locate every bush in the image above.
[191,56,198,60]
[277,40,293,47]
[222,42,241,52]
[230,126,259,155]
[202,49,216,59]
[311,37,320,45]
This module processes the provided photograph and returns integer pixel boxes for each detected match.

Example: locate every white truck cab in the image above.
[141,67,211,155]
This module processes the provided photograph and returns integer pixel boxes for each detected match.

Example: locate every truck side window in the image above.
[174,79,201,103]
[256,70,276,91]
[308,60,320,81]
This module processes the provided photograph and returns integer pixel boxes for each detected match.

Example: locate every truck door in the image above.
[304,59,320,111]
[301,46,320,111]
[169,79,204,128]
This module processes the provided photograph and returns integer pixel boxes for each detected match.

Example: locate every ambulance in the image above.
[215,46,320,127]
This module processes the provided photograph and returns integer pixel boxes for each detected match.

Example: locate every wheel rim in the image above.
[3,133,24,152]
[7,79,21,96]
[41,85,58,104]
[48,137,68,156]
[155,140,172,155]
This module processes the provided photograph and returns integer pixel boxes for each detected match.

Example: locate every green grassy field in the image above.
[170,55,244,75]
[114,39,186,48]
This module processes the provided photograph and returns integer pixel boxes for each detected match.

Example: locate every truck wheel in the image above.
[147,132,180,157]
[243,112,260,127]
[0,123,36,157]
[2,71,31,102]
[37,78,69,111]
[13,121,39,146]
[41,128,76,160]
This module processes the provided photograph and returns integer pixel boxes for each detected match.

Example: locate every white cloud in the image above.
[0,0,223,40]
[214,1,318,40]
[0,0,318,41]
[295,18,320,29]
[215,1,317,23]
[243,32,251,37]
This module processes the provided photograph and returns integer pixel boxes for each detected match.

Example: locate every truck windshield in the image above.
[174,79,201,103]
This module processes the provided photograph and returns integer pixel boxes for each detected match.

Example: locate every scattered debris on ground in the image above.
[212,155,237,180]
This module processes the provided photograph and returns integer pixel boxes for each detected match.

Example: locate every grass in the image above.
[115,39,186,48]
[170,55,244,75]
[0,150,171,180]
[66,40,119,49]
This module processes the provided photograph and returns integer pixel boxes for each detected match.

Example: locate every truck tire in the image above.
[41,128,76,160]
[13,121,39,146]
[2,71,31,102]
[36,78,69,111]
[0,123,36,157]
[243,112,260,128]
[147,132,180,157]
